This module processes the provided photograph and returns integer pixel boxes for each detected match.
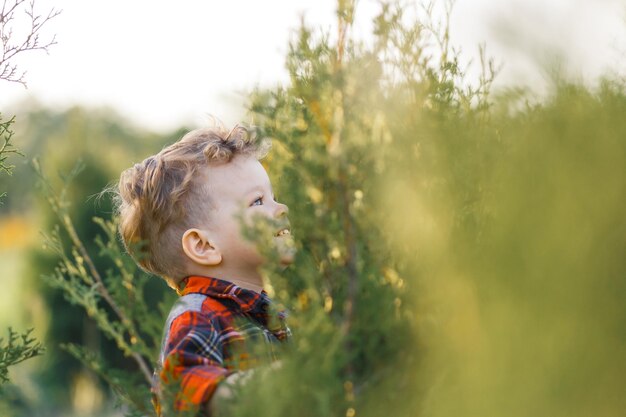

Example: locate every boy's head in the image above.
[115,125,293,288]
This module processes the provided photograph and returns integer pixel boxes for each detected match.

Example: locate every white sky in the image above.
[1,0,625,132]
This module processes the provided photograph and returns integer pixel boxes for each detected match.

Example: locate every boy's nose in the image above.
[275,202,289,218]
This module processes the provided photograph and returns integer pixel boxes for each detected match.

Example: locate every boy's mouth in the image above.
[275,228,291,237]
[275,221,291,237]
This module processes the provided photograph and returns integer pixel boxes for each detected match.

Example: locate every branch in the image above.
[0,0,60,86]
[59,212,153,383]
[336,0,355,67]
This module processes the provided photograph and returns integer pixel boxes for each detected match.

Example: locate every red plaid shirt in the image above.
[154,275,290,414]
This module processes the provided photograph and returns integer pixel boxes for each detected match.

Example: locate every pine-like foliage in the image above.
[228,1,496,416]
[0,328,44,386]
[0,114,21,201]
[0,114,44,387]
[1,0,58,390]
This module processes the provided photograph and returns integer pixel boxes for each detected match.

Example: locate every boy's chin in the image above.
[262,251,293,272]
[274,236,296,266]
[279,251,295,267]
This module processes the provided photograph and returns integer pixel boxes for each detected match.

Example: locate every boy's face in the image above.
[195,155,294,271]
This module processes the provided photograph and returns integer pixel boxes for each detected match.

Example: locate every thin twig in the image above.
[32,161,154,384]
[0,0,60,86]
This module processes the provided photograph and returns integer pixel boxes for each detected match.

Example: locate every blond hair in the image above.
[115,125,268,286]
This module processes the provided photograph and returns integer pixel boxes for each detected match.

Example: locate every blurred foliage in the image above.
[0,112,44,410]
[404,79,626,417]
[2,0,625,416]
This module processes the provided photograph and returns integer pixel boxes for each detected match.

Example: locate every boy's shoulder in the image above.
[165,286,243,333]
[158,288,243,366]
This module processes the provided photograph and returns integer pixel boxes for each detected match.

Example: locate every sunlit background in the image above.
[1,0,624,131]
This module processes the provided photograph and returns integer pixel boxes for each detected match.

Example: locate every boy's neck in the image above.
[188,266,265,294]
[225,277,264,294]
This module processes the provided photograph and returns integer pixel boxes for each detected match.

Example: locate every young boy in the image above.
[115,125,294,415]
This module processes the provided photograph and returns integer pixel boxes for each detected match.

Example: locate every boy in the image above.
[115,125,295,415]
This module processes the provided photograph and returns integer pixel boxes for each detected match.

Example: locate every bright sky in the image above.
[1,0,624,132]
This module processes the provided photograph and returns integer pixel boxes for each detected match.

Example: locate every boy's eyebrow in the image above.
[244,184,273,196]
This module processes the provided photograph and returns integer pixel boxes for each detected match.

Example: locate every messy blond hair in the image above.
[115,125,269,287]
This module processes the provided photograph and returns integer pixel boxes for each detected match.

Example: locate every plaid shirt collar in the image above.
[179,275,283,327]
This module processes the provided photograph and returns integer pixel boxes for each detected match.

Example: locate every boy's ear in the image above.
[181,228,222,266]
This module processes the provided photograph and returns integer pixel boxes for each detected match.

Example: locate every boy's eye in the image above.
[251,197,263,206]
